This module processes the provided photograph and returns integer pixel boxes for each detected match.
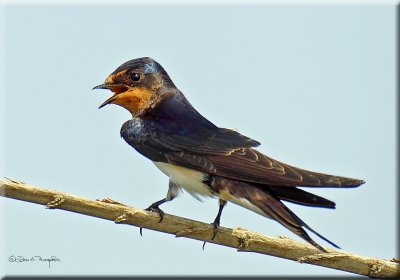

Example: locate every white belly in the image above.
[153,162,215,200]
[154,162,271,219]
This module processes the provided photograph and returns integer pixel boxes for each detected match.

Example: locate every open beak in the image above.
[92,84,111,90]
[93,83,129,109]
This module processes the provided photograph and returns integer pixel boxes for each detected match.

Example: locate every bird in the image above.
[93,57,365,252]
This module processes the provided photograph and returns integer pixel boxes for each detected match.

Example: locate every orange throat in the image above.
[111,87,155,116]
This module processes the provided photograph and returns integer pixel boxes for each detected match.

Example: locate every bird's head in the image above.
[93,57,175,116]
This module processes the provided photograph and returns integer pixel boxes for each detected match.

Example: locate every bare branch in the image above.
[1,178,398,278]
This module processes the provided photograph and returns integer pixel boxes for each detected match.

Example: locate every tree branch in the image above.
[0,178,398,278]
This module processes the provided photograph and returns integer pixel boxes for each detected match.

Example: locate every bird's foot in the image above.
[202,221,220,250]
[211,221,220,240]
[140,202,165,236]
[145,203,165,223]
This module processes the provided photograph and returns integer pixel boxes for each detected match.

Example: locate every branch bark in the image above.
[0,178,398,278]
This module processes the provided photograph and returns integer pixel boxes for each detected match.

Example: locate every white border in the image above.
[1,0,399,6]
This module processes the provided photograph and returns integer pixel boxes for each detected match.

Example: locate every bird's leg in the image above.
[203,199,227,249]
[140,181,179,236]
[211,199,227,239]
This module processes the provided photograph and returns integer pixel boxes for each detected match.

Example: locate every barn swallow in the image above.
[93,57,365,252]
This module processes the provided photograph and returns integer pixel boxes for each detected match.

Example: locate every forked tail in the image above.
[213,176,340,252]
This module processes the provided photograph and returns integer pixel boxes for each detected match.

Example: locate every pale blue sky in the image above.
[1,4,397,277]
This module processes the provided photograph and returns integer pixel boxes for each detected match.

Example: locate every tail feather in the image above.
[249,191,339,252]
[213,176,339,251]
[283,205,341,249]
[267,185,336,209]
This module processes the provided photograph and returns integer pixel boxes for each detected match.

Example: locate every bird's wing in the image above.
[166,147,363,187]
[147,125,261,155]
[122,119,364,188]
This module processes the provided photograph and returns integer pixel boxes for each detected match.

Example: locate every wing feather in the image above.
[121,99,364,188]
[164,145,363,187]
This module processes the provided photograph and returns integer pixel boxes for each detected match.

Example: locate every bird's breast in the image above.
[121,118,147,143]
[153,162,215,199]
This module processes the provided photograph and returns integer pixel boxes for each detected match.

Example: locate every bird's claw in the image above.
[202,221,220,250]
[145,204,165,223]
[139,204,165,236]
[211,221,219,240]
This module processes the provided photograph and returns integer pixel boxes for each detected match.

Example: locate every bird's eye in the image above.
[130,73,141,81]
